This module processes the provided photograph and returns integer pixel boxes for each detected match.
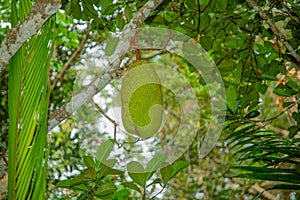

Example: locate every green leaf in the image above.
[244,111,260,119]
[145,154,166,181]
[235,173,300,184]
[171,161,189,178]
[185,0,197,8]
[85,167,96,179]
[56,179,71,188]
[116,13,125,30]
[85,0,100,4]
[114,188,131,199]
[122,182,141,193]
[147,178,161,187]
[100,0,113,14]
[124,6,133,21]
[218,60,236,72]
[259,84,268,94]
[97,159,117,179]
[72,184,89,191]
[286,80,299,92]
[95,140,114,163]
[72,4,82,20]
[282,102,295,108]
[145,154,167,173]
[288,126,299,138]
[215,0,227,12]
[200,13,210,32]
[8,4,54,198]
[65,2,72,15]
[160,165,173,184]
[200,36,212,50]
[226,85,237,112]
[267,184,300,190]
[292,112,300,124]
[83,156,95,168]
[105,36,119,56]
[127,161,147,187]
[82,1,98,19]
[69,174,91,187]
[94,183,117,197]
[199,0,209,6]
[273,84,296,97]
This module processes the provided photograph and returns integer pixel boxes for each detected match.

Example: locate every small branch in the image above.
[0,0,61,74]
[246,0,300,63]
[196,0,201,36]
[251,101,297,123]
[91,101,120,146]
[140,50,168,61]
[132,32,141,60]
[279,0,300,25]
[50,36,87,91]
[0,152,8,166]
[130,46,165,51]
[91,101,118,126]
[130,30,172,51]
[150,184,166,199]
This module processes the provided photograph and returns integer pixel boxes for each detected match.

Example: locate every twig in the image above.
[250,101,298,123]
[196,0,201,36]
[132,32,141,60]
[0,0,61,73]
[246,0,300,63]
[51,36,88,91]
[0,152,7,166]
[279,0,300,25]
[91,101,118,127]
[140,50,168,61]
[91,101,120,145]
[150,184,166,199]
[130,30,172,51]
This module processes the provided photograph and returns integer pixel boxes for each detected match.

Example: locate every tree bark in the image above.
[0,0,61,74]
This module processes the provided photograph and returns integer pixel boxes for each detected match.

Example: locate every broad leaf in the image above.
[127,161,147,187]
[96,140,114,163]
[94,183,117,197]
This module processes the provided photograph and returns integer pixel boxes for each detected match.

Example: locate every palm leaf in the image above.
[226,120,300,191]
[8,0,54,199]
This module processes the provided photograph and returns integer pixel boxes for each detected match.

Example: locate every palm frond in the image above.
[8,0,54,199]
[225,120,300,191]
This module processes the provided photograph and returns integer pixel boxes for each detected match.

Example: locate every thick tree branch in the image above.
[48,0,165,131]
[0,0,61,74]
[246,0,300,63]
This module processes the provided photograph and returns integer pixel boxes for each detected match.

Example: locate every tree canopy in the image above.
[0,0,299,199]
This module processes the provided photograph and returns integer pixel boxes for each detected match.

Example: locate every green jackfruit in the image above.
[121,63,163,138]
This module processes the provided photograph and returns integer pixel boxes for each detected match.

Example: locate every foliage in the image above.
[7,0,55,199]
[0,0,300,199]
[55,140,188,199]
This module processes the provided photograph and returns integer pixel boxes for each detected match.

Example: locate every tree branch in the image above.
[47,0,165,131]
[246,0,300,63]
[50,36,87,91]
[0,0,61,74]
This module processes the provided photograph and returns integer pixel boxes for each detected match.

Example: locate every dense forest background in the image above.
[0,0,300,199]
